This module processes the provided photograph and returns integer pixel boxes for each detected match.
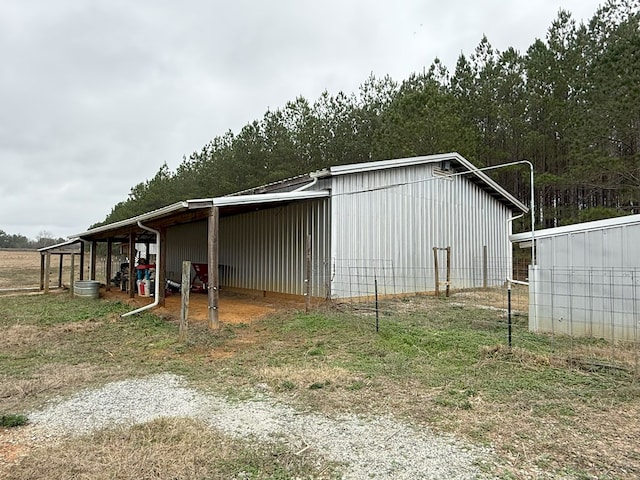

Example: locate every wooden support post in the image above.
[58,254,64,288]
[90,241,97,281]
[482,245,488,289]
[433,247,439,296]
[128,233,136,298]
[158,228,167,307]
[79,241,85,280]
[179,261,191,342]
[305,234,312,313]
[208,206,220,330]
[106,238,113,292]
[445,246,451,298]
[70,253,75,296]
[39,254,45,291]
[44,252,51,294]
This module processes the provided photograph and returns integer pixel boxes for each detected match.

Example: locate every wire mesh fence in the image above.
[328,256,530,300]
[328,261,640,378]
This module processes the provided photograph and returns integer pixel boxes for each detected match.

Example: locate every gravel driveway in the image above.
[27,373,494,479]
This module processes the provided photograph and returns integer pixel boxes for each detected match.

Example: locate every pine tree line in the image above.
[101,1,640,232]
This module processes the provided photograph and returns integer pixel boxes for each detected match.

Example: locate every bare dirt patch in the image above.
[103,287,305,325]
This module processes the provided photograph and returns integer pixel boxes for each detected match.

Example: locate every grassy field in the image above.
[1,291,639,479]
[0,249,107,291]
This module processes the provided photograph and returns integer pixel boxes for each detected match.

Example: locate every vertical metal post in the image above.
[375,277,379,333]
[433,247,440,296]
[633,270,638,380]
[445,246,451,298]
[305,234,312,313]
[610,268,615,362]
[508,284,512,349]
[588,268,594,337]
[483,245,488,289]
[569,268,574,363]
[550,268,556,351]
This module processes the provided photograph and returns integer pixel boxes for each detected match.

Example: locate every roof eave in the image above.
[70,201,191,239]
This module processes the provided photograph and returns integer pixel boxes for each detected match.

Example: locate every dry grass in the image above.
[451,284,529,312]
[0,249,106,291]
[0,363,112,413]
[258,365,358,391]
[2,417,332,480]
[0,321,103,350]
[0,250,41,289]
[2,265,640,479]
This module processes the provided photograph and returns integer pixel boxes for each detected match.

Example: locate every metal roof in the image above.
[37,238,82,253]
[71,190,330,241]
[510,214,640,243]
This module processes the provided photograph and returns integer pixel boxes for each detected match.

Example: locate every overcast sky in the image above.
[1,0,603,240]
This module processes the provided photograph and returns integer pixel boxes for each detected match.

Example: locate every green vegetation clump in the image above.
[0,413,28,428]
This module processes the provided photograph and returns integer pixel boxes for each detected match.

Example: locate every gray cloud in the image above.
[0,0,602,239]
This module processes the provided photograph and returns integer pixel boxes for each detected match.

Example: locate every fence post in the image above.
[44,252,51,294]
[633,270,638,380]
[106,238,113,292]
[179,261,191,342]
[446,247,451,298]
[483,245,488,289]
[375,277,379,333]
[433,247,439,296]
[305,234,312,313]
[69,253,75,295]
[58,254,64,288]
[610,268,615,363]
[508,284,512,349]
[208,206,220,330]
[569,268,574,364]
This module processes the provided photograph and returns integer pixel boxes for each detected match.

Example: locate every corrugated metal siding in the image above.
[218,199,330,297]
[166,201,330,296]
[537,222,640,271]
[166,221,208,282]
[529,221,640,340]
[329,164,514,297]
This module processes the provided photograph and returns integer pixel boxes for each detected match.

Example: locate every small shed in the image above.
[511,214,640,341]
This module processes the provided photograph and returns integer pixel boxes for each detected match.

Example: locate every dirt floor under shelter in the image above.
[100,286,310,325]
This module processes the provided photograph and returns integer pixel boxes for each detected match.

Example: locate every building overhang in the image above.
[71,190,330,243]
